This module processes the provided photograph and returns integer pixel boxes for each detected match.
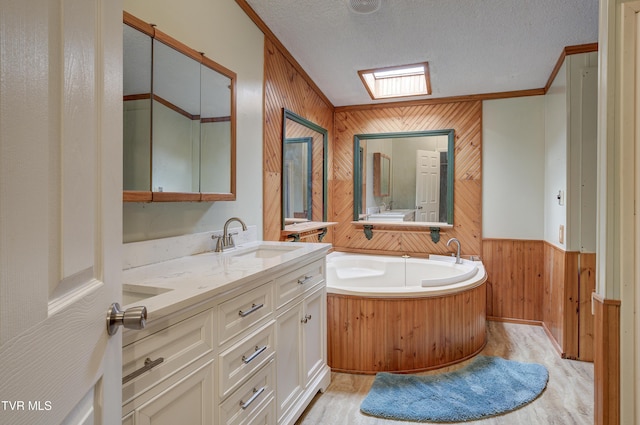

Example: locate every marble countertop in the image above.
[122,240,331,320]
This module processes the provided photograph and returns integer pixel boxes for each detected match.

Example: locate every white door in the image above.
[0,1,123,424]
[415,150,440,222]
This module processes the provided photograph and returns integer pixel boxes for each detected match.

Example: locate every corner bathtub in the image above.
[326,252,487,374]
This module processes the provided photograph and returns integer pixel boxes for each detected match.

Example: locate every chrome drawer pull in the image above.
[242,345,267,364]
[297,275,313,285]
[301,314,312,324]
[240,386,265,410]
[122,357,164,384]
[238,303,264,317]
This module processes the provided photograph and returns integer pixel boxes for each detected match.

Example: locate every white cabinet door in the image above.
[302,287,325,384]
[275,305,303,420]
[0,1,123,424]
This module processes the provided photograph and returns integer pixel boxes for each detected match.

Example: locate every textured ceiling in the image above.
[244,0,599,106]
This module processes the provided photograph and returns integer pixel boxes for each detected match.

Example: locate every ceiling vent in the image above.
[347,0,381,14]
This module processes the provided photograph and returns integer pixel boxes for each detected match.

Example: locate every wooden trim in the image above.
[123,93,151,101]
[123,11,155,37]
[544,43,599,92]
[123,191,152,202]
[200,116,231,123]
[201,55,236,81]
[542,321,565,357]
[153,95,200,120]
[200,193,236,202]
[234,0,334,109]
[593,294,620,425]
[335,88,544,113]
[153,28,203,63]
[486,316,543,327]
[151,192,201,202]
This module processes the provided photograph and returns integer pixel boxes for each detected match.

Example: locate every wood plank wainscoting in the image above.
[592,294,620,425]
[482,238,596,361]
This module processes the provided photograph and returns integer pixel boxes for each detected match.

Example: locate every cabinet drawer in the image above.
[122,309,214,405]
[219,360,275,425]
[246,396,275,425]
[219,321,275,401]
[218,283,274,345]
[275,260,324,309]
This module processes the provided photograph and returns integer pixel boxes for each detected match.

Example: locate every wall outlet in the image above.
[559,224,565,244]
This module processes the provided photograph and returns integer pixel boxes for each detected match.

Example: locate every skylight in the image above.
[358,62,432,100]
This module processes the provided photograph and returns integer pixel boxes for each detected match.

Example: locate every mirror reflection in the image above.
[122,13,236,201]
[354,130,454,224]
[123,23,152,192]
[373,152,390,197]
[281,109,328,228]
[152,38,201,193]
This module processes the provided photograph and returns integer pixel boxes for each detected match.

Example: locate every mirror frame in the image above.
[281,109,328,229]
[122,12,236,202]
[353,129,455,224]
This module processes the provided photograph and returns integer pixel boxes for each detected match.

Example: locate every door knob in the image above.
[106,303,147,335]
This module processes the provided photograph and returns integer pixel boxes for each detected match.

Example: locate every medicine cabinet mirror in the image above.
[354,129,454,225]
[123,12,236,202]
[281,109,328,228]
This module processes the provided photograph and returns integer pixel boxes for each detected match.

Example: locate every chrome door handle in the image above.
[106,303,147,335]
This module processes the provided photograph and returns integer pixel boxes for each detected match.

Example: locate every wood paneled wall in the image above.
[593,294,620,425]
[482,239,544,322]
[482,238,595,361]
[332,101,483,256]
[263,38,334,242]
[543,243,578,357]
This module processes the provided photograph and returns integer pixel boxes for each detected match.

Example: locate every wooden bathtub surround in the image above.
[592,294,620,425]
[327,282,487,374]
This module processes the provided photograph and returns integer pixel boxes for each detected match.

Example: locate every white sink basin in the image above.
[227,244,302,259]
[123,284,173,305]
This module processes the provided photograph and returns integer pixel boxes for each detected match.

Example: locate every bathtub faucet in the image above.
[446,238,462,264]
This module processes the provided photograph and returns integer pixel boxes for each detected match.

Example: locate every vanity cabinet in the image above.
[274,260,328,425]
[122,252,329,425]
[121,309,216,424]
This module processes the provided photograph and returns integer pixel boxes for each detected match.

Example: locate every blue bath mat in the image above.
[360,355,548,422]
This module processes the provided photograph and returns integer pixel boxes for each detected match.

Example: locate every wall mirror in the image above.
[353,129,454,225]
[123,12,236,202]
[281,109,328,228]
[373,152,391,197]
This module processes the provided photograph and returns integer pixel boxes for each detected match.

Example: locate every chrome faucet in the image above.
[446,237,462,264]
[213,217,247,252]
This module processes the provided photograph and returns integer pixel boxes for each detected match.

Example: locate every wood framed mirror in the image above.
[123,12,236,202]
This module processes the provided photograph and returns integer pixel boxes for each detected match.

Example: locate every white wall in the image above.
[482,96,545,239]
[122,0,264,242]
[544,62,568,249]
